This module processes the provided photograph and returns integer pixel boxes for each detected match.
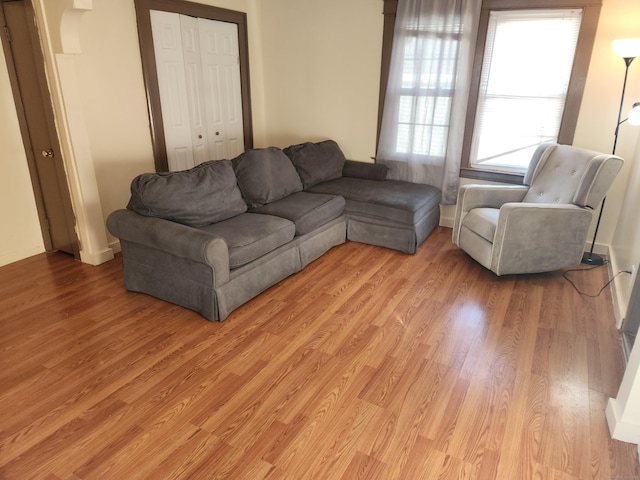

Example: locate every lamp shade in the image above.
[613,38,640,59]
[628,103,640,126]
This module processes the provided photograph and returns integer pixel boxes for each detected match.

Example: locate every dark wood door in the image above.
[1,0,79,256]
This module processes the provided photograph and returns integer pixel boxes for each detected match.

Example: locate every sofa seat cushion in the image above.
[308,177,441,226]
[199,213,295,269]
[461,208,500,243]
[232,147,303,208]
[250,192,346,236]
[127,159,247,227]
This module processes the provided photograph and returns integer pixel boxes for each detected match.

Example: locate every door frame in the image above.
[134,0,253,172]
[0,0,79,258]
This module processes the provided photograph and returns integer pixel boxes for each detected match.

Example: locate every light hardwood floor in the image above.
[1,227,638,479]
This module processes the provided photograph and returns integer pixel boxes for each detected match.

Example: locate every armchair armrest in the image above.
[453,185,528,244]
[492,203,593,275]
[107,209,230,286]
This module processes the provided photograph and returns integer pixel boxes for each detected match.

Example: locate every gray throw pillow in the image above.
[127,159,247,227]
[283,140,346,189]
[342,160,388,181]
[232,147,303,208]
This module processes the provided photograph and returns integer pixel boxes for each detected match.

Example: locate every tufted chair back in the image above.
[452,142,623,275]
[522,143,623,209]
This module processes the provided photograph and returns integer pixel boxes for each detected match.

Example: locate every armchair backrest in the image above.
[522,143,623,208]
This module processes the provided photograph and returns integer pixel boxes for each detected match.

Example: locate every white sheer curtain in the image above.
[377,0,480,204]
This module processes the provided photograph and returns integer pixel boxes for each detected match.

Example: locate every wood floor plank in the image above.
[0,227,638,479]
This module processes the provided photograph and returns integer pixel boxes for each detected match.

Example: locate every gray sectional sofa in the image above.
[107,140,441,321]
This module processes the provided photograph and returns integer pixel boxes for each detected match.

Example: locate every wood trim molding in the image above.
[557,4,601,145]
[133,0,253,172]
[376,0,397,154]
[58,0,93,54]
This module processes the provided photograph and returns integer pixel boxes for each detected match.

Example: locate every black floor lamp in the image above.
[582,38,640,265]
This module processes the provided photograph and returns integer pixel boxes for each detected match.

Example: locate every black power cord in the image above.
[562,261,631,298]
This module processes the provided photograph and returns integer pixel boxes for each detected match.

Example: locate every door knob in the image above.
[41,149,55,158]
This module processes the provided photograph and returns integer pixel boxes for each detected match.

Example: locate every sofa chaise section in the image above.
[308,176,441,254]
[284,141,442,255]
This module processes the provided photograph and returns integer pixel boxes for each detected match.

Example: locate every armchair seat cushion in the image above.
[199,213,295,269]
[461,208,500,243]
[250,192,345,236]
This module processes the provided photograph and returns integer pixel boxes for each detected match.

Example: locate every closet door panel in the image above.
[150,10,194,171]
[180,15,210,166]
[199,18,245,160]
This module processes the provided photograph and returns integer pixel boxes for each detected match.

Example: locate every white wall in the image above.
[74,0,156,226]
[0,0,638,267]
[258,0,383,160]
[595,0,640,320]
[0,40,45,267]
[573,0,640,256]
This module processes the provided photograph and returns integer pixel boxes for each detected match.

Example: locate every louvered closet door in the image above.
[150,11,244,171]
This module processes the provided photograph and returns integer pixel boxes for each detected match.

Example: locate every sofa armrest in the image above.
[453,185,529,244]
[107,209,230,286]
[492,203,593,275]
[342,160,388,181]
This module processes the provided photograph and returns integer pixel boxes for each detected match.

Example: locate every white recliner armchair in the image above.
[452,143,623,275]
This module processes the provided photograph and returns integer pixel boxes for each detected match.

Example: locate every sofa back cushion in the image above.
[232,147,303,208]
[127,159,247,227]
[342,160,388,181]
[283,139,346,189]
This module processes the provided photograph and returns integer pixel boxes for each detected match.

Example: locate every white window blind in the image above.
[470,9,582,173]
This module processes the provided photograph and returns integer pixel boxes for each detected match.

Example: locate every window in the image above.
[377,0,600,185]
[394,21,462,160]
[377,0,480,204]
[459,0,601,183]
[470,9,581,173]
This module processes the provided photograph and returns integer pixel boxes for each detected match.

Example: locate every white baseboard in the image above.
[109,239,121,254]
[607,394,640,446]
[0,245,46,268]
[79,247,115,266]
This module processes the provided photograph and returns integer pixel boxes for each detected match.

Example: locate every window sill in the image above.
[460,167,525,185]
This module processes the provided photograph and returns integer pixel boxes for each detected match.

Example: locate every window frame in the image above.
[459,0,601,183]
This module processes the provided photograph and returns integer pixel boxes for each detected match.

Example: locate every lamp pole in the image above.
[582,51,636,265]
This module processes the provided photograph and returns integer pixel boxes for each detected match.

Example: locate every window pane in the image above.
[390,14,462,159]
[470,9,582,173]
[396,95,451,157]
